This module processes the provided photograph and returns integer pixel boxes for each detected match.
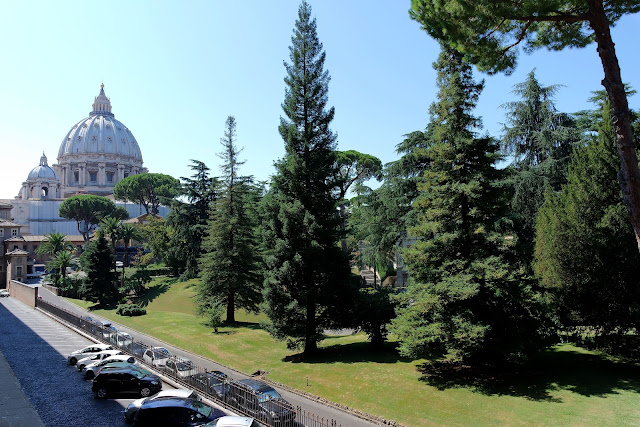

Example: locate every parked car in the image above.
[76,349,124,370]
[143,347,172,367]
[67,343,114,365]
[124,388,201,423]
[82,355,138,379]
[101,323,118,340]
[0,289,9,298]
[92,367,162,398]
[203,417,259,427]
[111,331,133,347]
[132,396,225,426]
[226,379,295,426]
[162,357,198,379]
[98,363,152,377]
[189,371,230,401]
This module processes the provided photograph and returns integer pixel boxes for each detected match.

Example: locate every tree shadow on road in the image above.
[417,345,640,402]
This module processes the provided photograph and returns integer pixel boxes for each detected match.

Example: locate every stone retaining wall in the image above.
[8,281,38,308]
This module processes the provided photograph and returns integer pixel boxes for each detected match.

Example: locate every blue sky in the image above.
[1,1,638,198]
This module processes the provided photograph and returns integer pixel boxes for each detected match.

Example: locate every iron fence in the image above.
[36,298,342,427]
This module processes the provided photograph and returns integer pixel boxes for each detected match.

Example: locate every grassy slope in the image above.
[68,278,640,426]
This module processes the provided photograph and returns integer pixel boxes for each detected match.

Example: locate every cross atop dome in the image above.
[90,83,114,117]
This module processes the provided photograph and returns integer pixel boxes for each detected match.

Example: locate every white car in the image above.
[142,347,172,367]
[163,357,198,378]
[204,417,259,427]
[67,343,113,365]
[0,289,9,298]
[123,388,200,422]
[76,349,124,370]
[82,354,138,379]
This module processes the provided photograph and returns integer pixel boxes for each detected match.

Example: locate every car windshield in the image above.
[176,361,194,371]
[153,349,170,359]
[132,370,146,379]
[257,389,281,403]
[192,400,212,417]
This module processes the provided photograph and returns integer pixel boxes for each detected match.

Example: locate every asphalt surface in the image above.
[0,297,138,427]
[32,287,378,427]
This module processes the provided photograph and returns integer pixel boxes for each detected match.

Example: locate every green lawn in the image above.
[67,278,640,426]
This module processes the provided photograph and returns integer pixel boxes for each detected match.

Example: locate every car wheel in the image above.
[139,387,151,397]
[96,388,108,399]
[69,357,77,365]
[85,371,95,380]
[125,411,136,424]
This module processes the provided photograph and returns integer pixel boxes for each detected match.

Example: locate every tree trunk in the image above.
[304,298,317,356]
[339,202,348,255]
[227,290,235,323]
[588,0,640,251]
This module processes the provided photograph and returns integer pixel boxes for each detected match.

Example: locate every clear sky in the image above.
[1,1,638,199]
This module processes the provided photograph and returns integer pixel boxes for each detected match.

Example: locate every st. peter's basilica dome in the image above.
[54,84,147,197]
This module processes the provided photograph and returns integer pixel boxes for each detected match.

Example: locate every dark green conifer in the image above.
[262,1,353,355]
[198,116,262,323]
[391,46,551,363]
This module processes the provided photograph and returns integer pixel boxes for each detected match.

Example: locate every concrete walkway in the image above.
[0,348,44,427]
[360,265,381,287]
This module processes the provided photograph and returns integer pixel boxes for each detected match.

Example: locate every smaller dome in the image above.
[27,153,59,181]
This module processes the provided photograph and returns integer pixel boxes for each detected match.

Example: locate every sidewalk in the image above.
[0,348,44,427]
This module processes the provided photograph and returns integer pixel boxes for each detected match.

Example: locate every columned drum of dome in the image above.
[20,153,61,200]
[54,84,147,197]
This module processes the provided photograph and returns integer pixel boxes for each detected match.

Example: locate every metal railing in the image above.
[36,298,341,427]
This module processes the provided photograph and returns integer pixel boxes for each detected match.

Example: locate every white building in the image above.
[1,85,166,236]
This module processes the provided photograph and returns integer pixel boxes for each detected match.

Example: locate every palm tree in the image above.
[46,250,79,288]
[36,232,74,258]
[99,217,123,252]
[119,223,143,286]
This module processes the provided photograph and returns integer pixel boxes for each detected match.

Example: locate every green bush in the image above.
[116,303,147,317]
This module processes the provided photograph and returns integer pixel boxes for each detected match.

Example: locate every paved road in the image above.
[36,287,378,427]
[0,297,141,426]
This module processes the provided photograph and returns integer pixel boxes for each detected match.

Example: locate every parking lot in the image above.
[0,297,174,427]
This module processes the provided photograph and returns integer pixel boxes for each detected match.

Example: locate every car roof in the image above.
[208,416,255,427]
[153,389,194,399]
[237,378,274,393]
[140,396,195,409]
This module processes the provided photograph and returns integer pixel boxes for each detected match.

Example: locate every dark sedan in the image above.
[92,367,162,398]
[133,396,226,426]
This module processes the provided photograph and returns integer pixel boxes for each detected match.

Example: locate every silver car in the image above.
[123,388,200,422]
[76,349,124,370]
[67,344,113,365]
[82,354,138,379]
[142,347,172,367]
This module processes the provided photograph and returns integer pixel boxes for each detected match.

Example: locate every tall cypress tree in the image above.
[391,46,551,363]
[262,1,353,355]
[198,116,261,323]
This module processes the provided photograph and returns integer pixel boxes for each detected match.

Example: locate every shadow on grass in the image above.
[418,345,640,402]
[135,281,172,307]
[283,341,413,364]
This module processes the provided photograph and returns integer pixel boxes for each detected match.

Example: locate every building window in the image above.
[11,229,18,237]
[124,172,129,178]
[13,245,18,250]
[0,264,3,272]
[0,229,4,237]
[74,171,79,183]
[107,172,114,182]
[90,172,97,182]
[17,266,23,277]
